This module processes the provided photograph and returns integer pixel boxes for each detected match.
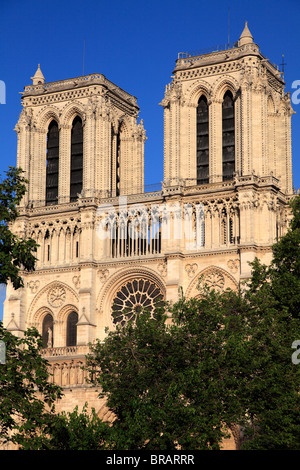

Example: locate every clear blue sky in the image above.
[0,0,299,319]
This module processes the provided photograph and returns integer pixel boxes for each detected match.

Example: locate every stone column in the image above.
[31,127,46,207]
[210,98,223,183]
[240,75,253,176]
[83,102,96,197]
[58,124,72,204]
[186,103,197,185]
[15,112,31,207]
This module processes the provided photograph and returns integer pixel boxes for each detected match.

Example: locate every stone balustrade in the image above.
[41,344,90,358]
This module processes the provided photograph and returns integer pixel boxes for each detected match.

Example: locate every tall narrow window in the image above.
[229,217,234,244]
[44,229,50,263]
[42,313,54,348]
[222,91,235,181]
[116,131,120,196]
[66,311,78,347]
[111,125,115,197]
[70,116,83,202]
[46,120,59,205]
[197,95,209,184]
[116,123,124,196]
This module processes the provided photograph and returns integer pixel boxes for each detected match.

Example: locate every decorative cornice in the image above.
[22,75,139,121]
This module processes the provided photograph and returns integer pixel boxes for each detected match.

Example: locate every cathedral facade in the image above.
[3,23,294,447]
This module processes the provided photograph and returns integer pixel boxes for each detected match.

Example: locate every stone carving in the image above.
[62,363,69,386]
[185,263,198,278]
[227,259,240,273]
[47,327,53,348]
[47,285,66,308]
[28,280,40,294]
[203,270,225,291]
[49,360,86,387]
[98,269,109,282]
[157,262,167,277]
[72,275,80,289]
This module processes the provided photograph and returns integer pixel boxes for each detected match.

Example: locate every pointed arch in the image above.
[267,95,276,114]
[42,313,54,348]
[116,120,128,196]
[184,80,212,107]
[186,266,239,299]
[212,75,239,103]
[117,116,131,137]
[34,106,61,132]
[60,101,85,128]
[46,119,59,205]
[66,311,78,346]
[197,95,209,184]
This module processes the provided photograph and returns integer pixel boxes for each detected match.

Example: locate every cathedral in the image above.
[3,22,295,448]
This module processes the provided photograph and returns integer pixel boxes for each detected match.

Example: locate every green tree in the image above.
[270,195,300,319]
[0,324,62,447]
[36,404,111,450]
[0,166,38,289]
[85,295,248,450]
[233,260,300,449]
[0,166,62,448]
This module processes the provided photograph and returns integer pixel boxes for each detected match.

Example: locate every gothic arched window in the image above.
[46,120,59,206]
[42,313,54,348]
[197,95,209,185]
[116,122,126,197]
[66,311,78,347]
[222,91,235,181]
[70,116,83,202]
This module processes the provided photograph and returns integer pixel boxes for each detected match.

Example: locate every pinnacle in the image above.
[239,21,254,46]
[31,64,45,85]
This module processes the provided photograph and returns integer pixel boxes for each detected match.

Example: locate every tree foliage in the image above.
[0,166,38,289]
[0,324,62,447]
[85,291,250,450]
[270,195,300,319]
[0,321,111,450]
[20,404,111,450]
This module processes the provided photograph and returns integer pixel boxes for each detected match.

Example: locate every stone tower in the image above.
[161,21,293,194]
[3,23,294,442]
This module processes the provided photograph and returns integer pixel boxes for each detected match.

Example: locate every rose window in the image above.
[112,279,163,326]
[47,286,66,308]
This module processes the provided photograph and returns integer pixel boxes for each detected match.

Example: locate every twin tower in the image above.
[3,23,294,436]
